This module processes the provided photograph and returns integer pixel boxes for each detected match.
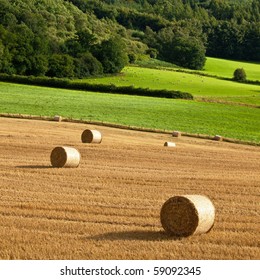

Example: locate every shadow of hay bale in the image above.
[16,165,53,169]
[87,230,183,241]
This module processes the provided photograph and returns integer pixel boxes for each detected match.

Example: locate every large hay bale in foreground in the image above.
[164,142,176,147]
[160,195,215,237]
[81,129,102,144]
[172,131,181,137]
[50,146,80,168]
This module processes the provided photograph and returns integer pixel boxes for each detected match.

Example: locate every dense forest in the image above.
[0,0,259,78]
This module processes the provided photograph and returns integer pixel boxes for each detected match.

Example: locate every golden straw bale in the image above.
[213,135,223,141]
[160,195,215,237]
[50,146,80,168]
[53,115,62,122]
[164,142,176,147]
[81,129,102,143]
[172,131,181,137]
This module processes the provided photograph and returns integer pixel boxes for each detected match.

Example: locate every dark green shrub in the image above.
[73,52,103,78]
[27,55,48,76]
[46,54,75,78]
[94,36,129,74]
[233,68,247,82]
[160,36,206,70]
[146,48,158,59]
[128,53,137,64]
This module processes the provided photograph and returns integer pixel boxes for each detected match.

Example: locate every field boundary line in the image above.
[0,113,259,146]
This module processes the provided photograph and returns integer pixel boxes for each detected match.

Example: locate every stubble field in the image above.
[0,117,259,260]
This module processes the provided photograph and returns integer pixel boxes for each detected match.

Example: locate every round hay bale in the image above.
[213,135,223,141]
[53,115,62,122]
[172,131,181,137]
[160,195,215,237]
[164,142,176,147]
[81,129,102,144]
[50,146,80,168]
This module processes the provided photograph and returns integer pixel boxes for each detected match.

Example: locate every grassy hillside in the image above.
[204,57,260,80]
[83,66,260,106]
[1,82,260,143]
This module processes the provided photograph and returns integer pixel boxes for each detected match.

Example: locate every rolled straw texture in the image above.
[81,129,102,143]
[53,115,62,122]
[172,131,181,137]
[160,195,215,237]
[164,142,176,147]
[50,146,80,168]
[213,135,223,141]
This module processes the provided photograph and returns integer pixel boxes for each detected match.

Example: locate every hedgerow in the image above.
[0,73,193,100]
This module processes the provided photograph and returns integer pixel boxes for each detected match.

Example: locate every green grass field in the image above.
[1,58,259,143]
[1,82,260,143]
[203,57,260,80]
[82,66,260,106]
[137,57,260,81]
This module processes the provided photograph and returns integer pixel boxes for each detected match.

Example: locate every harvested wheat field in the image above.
[0,117,259,260]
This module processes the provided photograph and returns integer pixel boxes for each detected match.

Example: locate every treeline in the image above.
[0,0,129,78]
[0,0,259,79]
[77,0,260,62]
